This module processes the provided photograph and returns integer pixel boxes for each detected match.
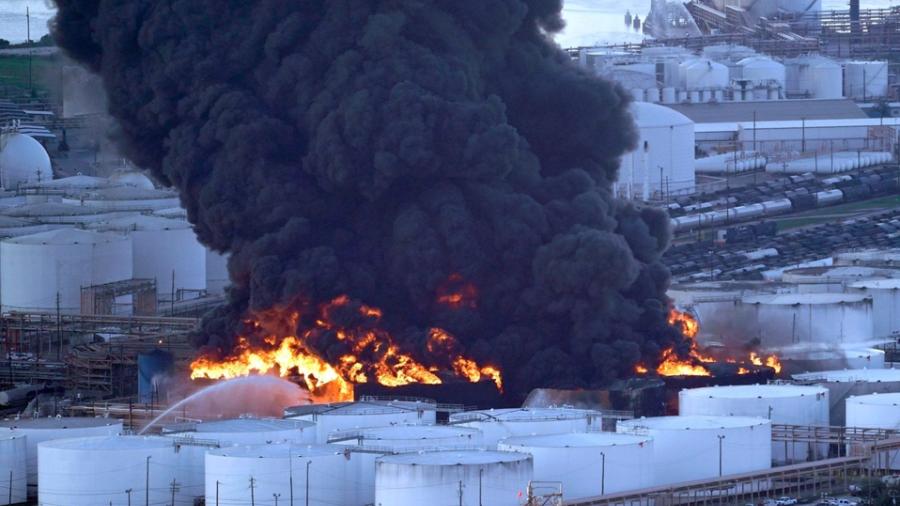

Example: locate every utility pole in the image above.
[458,480,464,506]
[169,478,179,506]
[8,470,11,504]
[126,488,132,506]
[145,456,151,506]
[479,468,483,506]
[600,451,606,495]
[216,480,220,506]
[289,452,294,506]
[305,460,312,506]
[250,476,256,506]
[718,435,726,477]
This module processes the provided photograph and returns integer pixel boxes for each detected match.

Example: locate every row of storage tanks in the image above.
[0,134,230,311]
[2,378,900,505]
[587,44,889,103]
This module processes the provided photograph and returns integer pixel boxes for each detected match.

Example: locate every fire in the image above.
[191,296,502,401]
[436,273,478,309]
[634,309,782,378]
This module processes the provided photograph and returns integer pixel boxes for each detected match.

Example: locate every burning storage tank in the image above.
[285,399,437,443]
[0,417,123,495]
[0,434,26,505]
[617,415,771,486]
[449,407,600,446]
[205,444,355,506]
[37,436,180,506]
[375,450,532,506]
[793,368,900,425]
[740,293,874,346]
[498,432,653,499]
[848,279,900,338]
[679,384,829,464]
[0,229,133,313]
[89,215,207,297]
[0,132,51,189]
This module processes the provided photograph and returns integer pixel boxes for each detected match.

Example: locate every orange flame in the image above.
[634,309,782,377]
[436,273,478,309]
[190,296,502,401]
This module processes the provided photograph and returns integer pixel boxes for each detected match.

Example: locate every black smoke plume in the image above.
[52,0,685,398]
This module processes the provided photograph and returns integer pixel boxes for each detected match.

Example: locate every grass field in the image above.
[0,54,58,95]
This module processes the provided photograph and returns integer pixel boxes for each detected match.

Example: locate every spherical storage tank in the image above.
[376,450,532,506]
[679,58,729,90]
[0,434,25,505]
[793,368,900,425]
[0,416,122,494]
[449,407,599,446]
[618,415,771,486]
[740,293,873,346]
[0,133,51,189]
[90,215,206,296]
[843,61,888,100]
[679,385,828,464]
[738,56,786,90]
[498,432,653,499]
[619,102,695,198]
[785,56,843,99]
[38,436,180,506]
[1,229,132,313]
[205,444,355,506]
[285,399,437,443]
[848,279,900,338]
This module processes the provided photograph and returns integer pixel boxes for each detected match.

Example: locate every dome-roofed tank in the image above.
[779,344,885,374]
[38,436,181,506]
[285,399,437,443]
[0,229,133,313]
[109,170,155,190]
[63,186,180,212]
[617,415,771,486]
[846,392,900,430]
[376,450,533,506]
[620,102,695,197]
[793,368,900,425]
[0,417,123,495]
[29,174,111,192]
[498,432,653,499]
[737,56,786,91]
[205,443,357,506]
[449,407,600,446]
[0,133,51,189]
[679,58,729,90]
[679,384,828,464]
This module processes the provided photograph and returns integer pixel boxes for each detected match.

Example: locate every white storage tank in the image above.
[498,432,653,499]
[0,434,25,505]
[738,56,786,90]
[38,436,180,506]
[0,416,123,494]
[62,186,180,212]
[108,171,155,190]
[740,293,874,346]
[679,385,829,464]
[646,87,661,103]
[617,415,771,486]
[844,61,888,100]
[793,368,900,425]
[285,399,437,443]
[662,87,676,104]
[779,345,885,374]
[206,249,230,295]
[376,450,532,506]
[205,443,354,506]
[90,215,207,296]
[449,407,599,446]
[0,229,133,313]
[0,133,51,189]
[679,58,729,90]
[785,56,843,99]
[163,417,316,445]
[848,279,900,338]
[330,424,482,450]
[846,392,900,429]
[619,102,695,198]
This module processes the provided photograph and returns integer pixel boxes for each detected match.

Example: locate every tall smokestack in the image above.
[51,1,687,396]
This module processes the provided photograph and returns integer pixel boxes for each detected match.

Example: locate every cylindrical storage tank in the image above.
[0,417,122,494]
[205,444,353,506]
[205,248,229,295]
[662,87,676,103]
[0,434,25,505]
[848,279,900,338]
[846,392,900,468]
[108,171,155,190]
[163,417,315,445]
[646,87,661,103]
[679,385,829,464]
[677,89,689,102]
[768,84,780,100]
[330,424,482,451]
[1,229,133,313]
[631,88,645,102]
[617,416,771,486]
[779,345,885,375]
[689,90,701,102]
[376,451,532,506]
[89,215,206,296]
[738,56,786,90]
[786,56,843,99]
[844,61,888,99]
[793,368,900,425]
[498,432,653,499]
[679,58,729,90]
[449,407,599,446]
[38,436,180,506]
[740,293,874,346]
[285,400,437,443]
[714,89,724,101]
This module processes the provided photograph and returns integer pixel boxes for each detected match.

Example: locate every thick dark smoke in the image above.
[52,0,685,397]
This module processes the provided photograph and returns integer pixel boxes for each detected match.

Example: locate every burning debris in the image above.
[636,310,782,377]
[52,1,687,398]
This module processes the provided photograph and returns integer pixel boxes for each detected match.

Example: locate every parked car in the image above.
[776,497,799,506]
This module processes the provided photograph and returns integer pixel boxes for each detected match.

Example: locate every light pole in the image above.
[145,456,151,506]
[717,435,726,477]
[273,493,281,506]
[600,451,606,495]
[126,488,132,506]
[289,449,294,506]
[306,460,312,506]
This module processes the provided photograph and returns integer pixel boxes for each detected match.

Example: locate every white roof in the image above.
[0,417,121,430]
[286,400,436,417]
[38,435,172,451]
[349,425,480,440]
[500,432,650,448]
[737,56,784,68]
[742,293,869,305]
[450,407,595,423]
[847,392,900,406]
[680,384,827,399]
[794,368,900,383]
[82,187,175,201]
[378,450,530,466]
[89,215,191,232]
[0,132,51,188]
[1,202,106,217]
[850,279,900,290]
[3,228,126,246]
[619,415,771,430]
[168,418,312,434]
[35,175,110,190]
[109,171,155,190]
[631,102,693,129]
[209,443,346,459]
[696,115,900,134]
